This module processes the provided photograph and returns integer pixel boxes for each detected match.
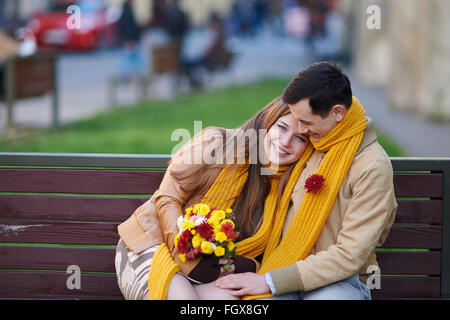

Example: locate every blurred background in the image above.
[0,0,449,157]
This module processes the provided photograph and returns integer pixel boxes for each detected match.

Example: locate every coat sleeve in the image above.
[153,127,223,273]
[270,160,398,294]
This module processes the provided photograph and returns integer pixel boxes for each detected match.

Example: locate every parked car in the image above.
[28,0,121,51]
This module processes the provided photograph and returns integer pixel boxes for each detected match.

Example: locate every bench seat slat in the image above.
[0,194,147,221]
[376,251,441,275]
[0,270,122,300]
[380,225,442,249]
[0,168,165,195]
[371,276,441,299]
[0,220,119,245]
[393,173,443,198]
[0,245,116,273]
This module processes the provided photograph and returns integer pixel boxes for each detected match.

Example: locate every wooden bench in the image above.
[1,52,59,129]
[0,153,449,300]
[108,43,181,107]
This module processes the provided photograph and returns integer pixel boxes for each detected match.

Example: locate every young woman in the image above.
[115,97,310,300]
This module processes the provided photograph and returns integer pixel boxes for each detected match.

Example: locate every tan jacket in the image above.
[269,118,398,294]
[118,127,226,275]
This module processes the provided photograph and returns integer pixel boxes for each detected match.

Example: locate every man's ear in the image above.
[331,105,347,122]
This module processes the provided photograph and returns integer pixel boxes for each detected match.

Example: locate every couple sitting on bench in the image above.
[116,61,398,300]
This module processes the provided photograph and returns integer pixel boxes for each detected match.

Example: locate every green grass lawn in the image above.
[0,78,406,157]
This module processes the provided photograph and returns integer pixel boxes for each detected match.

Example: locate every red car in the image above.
[29,0,121,51]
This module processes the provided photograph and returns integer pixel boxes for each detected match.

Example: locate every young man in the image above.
[216,61,398,300]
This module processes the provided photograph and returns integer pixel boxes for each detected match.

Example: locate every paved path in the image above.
[1,29,449,157]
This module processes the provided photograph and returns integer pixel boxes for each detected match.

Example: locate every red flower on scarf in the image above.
[304,174,325,194]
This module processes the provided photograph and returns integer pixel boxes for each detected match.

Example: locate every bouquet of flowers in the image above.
[174,203,239,271]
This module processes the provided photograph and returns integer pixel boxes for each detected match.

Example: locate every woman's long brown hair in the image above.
[170,97,299,238]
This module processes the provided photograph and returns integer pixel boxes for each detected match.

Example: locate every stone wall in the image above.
[389,0,450,120]
[352,0,450,121]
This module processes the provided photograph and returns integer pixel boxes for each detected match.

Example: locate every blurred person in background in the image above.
[162,0,188,48]
[117,0,143,77]
[310,0,345,61]
[232,0,257,38]
[282,0,310,39]
[203,13,233,72]
[180,13,232,90]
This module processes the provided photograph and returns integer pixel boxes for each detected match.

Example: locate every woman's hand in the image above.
[218,258,235,277]
[215,272,270,296]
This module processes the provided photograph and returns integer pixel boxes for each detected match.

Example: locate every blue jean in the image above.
[262,274,371,300]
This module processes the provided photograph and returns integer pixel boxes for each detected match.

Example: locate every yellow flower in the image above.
[212,210,226,221]
[199,204,211,216]
[213,225,222,234]
[225,208,233,214]
[214,246,225,257]
[179,254,186,262]
[191,229,196,235]
[227,241,235,251]
[182,220,195,230]
[193,203,201,214]
[174,234,180,247]
[185,207,193,215]
[192,234,204,248]
[215,232,227,242]
[201,241,213,254]
[208,216,220,227]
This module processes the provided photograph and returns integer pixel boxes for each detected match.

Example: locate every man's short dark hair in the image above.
[282,61,353,118]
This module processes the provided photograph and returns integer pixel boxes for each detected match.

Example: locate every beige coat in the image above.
[269,118,397,294]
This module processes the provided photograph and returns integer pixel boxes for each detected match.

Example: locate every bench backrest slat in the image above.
[0,245,115,273]
[0,194,147,222]
[393,173,443,197]
[0,271,121,300]
[0,220,119,245]
[382,225,442,249]
[375,251,441,275]
[0,169,164,195]
[395,199,442,224]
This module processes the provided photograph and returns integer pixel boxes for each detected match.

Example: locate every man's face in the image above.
[288,99,343,143]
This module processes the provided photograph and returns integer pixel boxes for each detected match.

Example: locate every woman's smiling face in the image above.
[264,113,309,166]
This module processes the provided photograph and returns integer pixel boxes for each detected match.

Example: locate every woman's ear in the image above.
[331,104,347,122]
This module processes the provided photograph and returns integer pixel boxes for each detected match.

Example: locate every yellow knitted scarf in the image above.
[149,97,366,300]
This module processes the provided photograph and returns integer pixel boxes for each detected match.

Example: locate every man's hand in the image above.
[215,272,270,296]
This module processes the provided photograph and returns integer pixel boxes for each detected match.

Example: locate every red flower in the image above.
[177,230,192,254]
[221,222,238,240]
[186,247,202,260]
[304,174,325,194]
[197,222,214,241]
